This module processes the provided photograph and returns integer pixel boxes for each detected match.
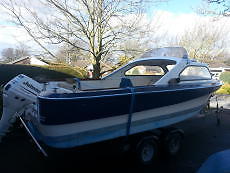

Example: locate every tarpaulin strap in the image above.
[74,78,81,90]
[126,87,135,137]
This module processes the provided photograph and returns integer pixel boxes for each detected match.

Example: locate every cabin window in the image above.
[125,65,164,76]
[166,64,176,71]
[180,66,211,80]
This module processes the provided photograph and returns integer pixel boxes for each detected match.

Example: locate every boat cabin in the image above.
[52,47,212,93]
[70,56,212,91]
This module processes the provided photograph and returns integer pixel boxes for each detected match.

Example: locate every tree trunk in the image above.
[93,59,101,79]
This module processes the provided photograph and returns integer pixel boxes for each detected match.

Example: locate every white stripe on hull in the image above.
[36,94,210,137]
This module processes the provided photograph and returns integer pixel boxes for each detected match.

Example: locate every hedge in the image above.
[0,64,87,86]
[216,83,230,95]
[220,72,230,84]
[39,65,87,79]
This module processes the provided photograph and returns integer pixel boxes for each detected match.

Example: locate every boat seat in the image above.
[119,77,133,88]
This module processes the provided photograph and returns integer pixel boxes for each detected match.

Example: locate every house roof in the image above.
[7,56,49,65]
[207,60,230,68]
[7,56,30,64]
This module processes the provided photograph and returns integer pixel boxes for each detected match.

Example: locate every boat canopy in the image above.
[140,47,188,59]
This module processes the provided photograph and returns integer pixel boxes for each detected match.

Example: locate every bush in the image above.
[220,72,230,83]
[216,83,230,95]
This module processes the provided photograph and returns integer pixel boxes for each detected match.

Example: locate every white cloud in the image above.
[146,10,230,53]
[151,10,230,37]
[0,25,28,43]
[0,4,229,59]
[0,24,40,58]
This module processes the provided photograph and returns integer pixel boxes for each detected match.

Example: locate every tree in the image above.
[1,45,30,62]
[201,0,230,16]
[1,48,15,62]
[55,44,85,65]
[173,21,228,63]
[1,0,164,78]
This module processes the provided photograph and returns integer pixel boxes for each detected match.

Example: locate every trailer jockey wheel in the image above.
[136,139,158,165]
[164,132,183,156]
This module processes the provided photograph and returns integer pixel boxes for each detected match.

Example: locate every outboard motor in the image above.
[0,74,43,141]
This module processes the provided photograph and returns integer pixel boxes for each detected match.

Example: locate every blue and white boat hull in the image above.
[29,84,219,148]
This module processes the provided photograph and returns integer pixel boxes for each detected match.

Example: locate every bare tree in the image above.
[55,44,92,68]
[199,0,230,16]
[208,0,230,16]
[1,48,15,62]
[173,21,228,63]
[15,43,30,58]
[1,45,30,62]
[1,0,164,78]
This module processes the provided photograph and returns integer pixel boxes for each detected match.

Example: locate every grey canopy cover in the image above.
[141,47,188,59]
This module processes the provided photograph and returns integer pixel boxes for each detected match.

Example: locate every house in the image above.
[8,56,49,66]
[209,67,230,79]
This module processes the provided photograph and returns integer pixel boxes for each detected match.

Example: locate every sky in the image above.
[0,0,229,59]
[149,0,202,14]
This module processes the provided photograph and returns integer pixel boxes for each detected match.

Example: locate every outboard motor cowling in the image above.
[0,74,43,141]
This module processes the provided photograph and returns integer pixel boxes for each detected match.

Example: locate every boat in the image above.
[0,47,221,151]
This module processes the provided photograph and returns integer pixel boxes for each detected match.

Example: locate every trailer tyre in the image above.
[136,139,158,165]
[164,132,182,156]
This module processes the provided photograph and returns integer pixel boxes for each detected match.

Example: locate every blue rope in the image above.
[126,87,135,137]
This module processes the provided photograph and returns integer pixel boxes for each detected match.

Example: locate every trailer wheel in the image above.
[136,139,158,165]
[164,132,182,156]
